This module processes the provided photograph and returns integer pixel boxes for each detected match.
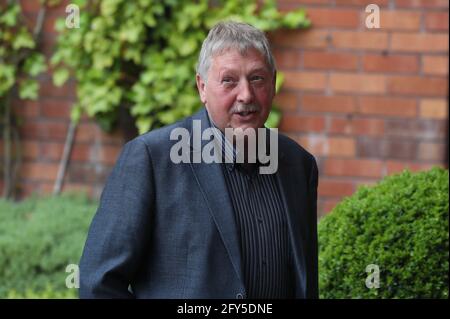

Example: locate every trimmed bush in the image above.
[0,193,97,298]
[318,167,449,298]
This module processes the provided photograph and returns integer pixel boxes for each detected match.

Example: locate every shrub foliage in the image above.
[318,168,449,298]
[0,193,96,298]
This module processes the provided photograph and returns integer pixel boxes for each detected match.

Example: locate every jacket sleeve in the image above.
[307,155,319,299]
[79,138,154,298]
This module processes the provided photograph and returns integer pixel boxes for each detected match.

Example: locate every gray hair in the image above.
[196,21,276,81]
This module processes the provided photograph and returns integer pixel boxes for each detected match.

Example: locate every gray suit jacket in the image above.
[79,107,318,299]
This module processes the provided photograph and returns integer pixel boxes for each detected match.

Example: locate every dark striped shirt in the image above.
[207,114,294,299]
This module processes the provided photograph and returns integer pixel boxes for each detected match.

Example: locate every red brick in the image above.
[298,136,356,157]
[274,92,298,112]
[363,54,419,73]
[13,100,40,117]
[425,12,449,31]
[419,99,448,119]
[324,158,384,177]
[273,49,301,69]
[75,122,101,143]
[42,11,63,35]
[279,115,325,132]
[269,29,329,49]
[283,71,327,91]
[358,96,417,117]
[66,163,112,184]
[386,160,438,175]
[318,179,355,197]
[385,119,447,140]
[21,121,68,141]
[98,128,124,145]
[330,73,386,94]
[20,0,69,13]
[71,144,92,162]
[391,33,449,53]
[21,163,59,181]
[277,0,330,11]
[301,94,356,113]
[303,51,358,70]
[329,117,385,136]
[40,100,72,118]
[22,142,40,160]
[41,142,64,160]
[307,8,359,28]
[396,0,449,8]
[39,79,76,99]
[331,31,388,50]
[387,76,448,96]
[20,0,45,12]
[378,11,421,31]
[40,34,58,59]
[418,142,447,161]
[422,56,449,75]
[356,138,417,160]
[98,145,121,166]
[335,0,388,6]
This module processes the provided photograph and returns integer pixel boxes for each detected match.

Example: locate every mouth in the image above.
[234,110,257,119]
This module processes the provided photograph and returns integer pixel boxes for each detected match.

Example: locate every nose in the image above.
[236,80,253,105]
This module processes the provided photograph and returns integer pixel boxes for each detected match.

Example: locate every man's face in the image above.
[196,48,276,132]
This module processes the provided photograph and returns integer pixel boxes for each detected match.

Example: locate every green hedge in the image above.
[0,193,96,298]
[318,167,449,299]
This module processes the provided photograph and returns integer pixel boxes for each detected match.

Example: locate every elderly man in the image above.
[79,21,318,299]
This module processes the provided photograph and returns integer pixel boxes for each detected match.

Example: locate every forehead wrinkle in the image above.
[211,51,270,77]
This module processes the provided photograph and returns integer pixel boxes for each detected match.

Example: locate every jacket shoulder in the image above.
[278,132,316,167]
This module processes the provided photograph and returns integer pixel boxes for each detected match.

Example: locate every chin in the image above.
[233,123,260,131]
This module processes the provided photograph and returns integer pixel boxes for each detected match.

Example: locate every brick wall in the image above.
[0,0,448,217]
[272,0,448,216]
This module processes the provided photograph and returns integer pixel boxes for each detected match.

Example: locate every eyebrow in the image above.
[218,66,270,75]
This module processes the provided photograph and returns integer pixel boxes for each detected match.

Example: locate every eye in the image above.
[221,77,236,86]
[250,75,264,82]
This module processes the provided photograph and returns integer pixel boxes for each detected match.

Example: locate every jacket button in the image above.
[236,293,244,299]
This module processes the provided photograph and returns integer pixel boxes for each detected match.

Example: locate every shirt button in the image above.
[236,293,244,299]
[257,217,263,224]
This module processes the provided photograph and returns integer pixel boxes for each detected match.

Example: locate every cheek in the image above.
[211,90,235,111]
[255,88,274,107]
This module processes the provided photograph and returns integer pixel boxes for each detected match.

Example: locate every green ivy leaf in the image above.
[24,53,47,77]
[19,79,39,100]
[0,4,20,27]
[50,0,310,133]
[53,68,70,87]
[12,29,35,50]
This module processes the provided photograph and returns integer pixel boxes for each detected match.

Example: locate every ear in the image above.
[196,74,207,105]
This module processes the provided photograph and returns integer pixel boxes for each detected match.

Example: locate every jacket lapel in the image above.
[187,108,245,289]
